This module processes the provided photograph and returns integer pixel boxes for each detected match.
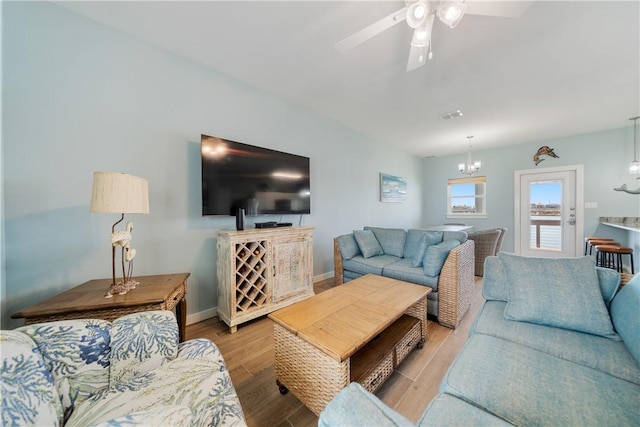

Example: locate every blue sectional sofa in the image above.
[334,227,474,328]
[1,310,246,426]
[319,254,640,426]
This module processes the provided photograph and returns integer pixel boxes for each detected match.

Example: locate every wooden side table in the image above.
[11,273,189,342]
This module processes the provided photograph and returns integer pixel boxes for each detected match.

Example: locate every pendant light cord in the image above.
[632,116,639,161]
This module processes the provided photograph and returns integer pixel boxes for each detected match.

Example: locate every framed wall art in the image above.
[380,173,407,202]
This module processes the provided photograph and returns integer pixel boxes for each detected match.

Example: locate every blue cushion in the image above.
[610,273,640,365]
[484,256,622,307]
[597,267,620,308]
[419,393,512,427]
[353,229,384,258]
[442,334,640,426]
[472,301,640,385]
[423,240,460,276]
[442,230,468,243]
[382,259,439,289]
[500,253,619,340]
[482,256,508,301]
[404,229,427,259]
[343,270,363,282]
[319,382,414,427]
[411,232,443,267]
[343,255,400,276]
[336,234,361,260]
[364,227,407,258]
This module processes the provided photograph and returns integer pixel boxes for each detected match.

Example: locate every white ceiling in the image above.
[54,1,640,158]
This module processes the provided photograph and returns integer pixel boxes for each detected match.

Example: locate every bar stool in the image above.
[595,245,634,274]
[593,243,621,268]
[584,237,615,255]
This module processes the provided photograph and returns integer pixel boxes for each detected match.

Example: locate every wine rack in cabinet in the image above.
[217,227,314,333]
[234,241,268,312]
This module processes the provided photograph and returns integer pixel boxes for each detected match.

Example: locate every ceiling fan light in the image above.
[410,14,434,47]
[629,160,640,174]
[406,1,431,28]
[438,0,466,29]
[411,27,429,47]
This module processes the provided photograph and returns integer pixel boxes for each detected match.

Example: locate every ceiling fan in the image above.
[335,0,533,71]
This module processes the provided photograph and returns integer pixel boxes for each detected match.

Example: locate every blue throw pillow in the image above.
[353,229,384,258]
[442,230,468,243]
[336,234,361,260]
[500,253,619,340]
[411,232,443,267]
[364,227,407,258]
[610,274,640,364]
[404,229,426,259]
[423,240,460,276]
[596,267,620,308]
[482,256,509,301]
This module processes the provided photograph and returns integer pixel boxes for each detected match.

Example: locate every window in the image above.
[447,176,486,217]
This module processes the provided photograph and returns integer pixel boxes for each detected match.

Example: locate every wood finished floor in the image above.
[186,277,484,427]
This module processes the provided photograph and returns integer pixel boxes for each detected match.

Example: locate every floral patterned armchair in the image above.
[1,310,246,426]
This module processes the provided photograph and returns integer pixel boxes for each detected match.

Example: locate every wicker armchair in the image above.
[467,228,507,276]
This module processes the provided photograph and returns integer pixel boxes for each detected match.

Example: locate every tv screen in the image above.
[201,135,311,216]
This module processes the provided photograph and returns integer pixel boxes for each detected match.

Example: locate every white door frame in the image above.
[514,164,584,257]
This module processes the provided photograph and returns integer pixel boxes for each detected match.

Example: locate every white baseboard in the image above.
[314,271,334,282]
[185,272,335,326]
[186,307,218,326]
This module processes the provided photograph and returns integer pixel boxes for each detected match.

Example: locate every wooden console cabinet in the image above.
[216,226,314,333]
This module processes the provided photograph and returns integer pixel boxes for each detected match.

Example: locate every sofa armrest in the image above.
[437,239,475,329]
[319,382,415,426]
[177,338,224,364]
[333,238,344,286]
[0,330,64,426]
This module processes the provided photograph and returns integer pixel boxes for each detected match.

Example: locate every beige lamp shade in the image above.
[90,172,150,214]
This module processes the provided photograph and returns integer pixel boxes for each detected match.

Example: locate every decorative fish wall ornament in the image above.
[613,182,640,195]
[534,146,559,165]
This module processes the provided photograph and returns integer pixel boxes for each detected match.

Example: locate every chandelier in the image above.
[458,135,481,175]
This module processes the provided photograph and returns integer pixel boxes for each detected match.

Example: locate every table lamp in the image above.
[90,172,149,297]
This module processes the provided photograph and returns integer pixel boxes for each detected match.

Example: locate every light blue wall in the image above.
[423,128,640,264]
[4,2,638,330]
[1,2,423,328]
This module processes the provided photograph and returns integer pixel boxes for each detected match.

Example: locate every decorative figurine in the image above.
[534,146,559,165]
[105,222,140,298]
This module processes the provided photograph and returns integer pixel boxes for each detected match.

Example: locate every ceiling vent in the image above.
[440,109,463,120]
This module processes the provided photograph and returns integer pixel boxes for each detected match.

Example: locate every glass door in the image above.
[516,169,578,257]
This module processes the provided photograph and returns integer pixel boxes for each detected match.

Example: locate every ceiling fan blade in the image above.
[406,45,428,72]
[335,6,408,53]
[465,0,534,18]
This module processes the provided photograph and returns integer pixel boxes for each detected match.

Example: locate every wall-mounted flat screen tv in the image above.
[201,134,311,216]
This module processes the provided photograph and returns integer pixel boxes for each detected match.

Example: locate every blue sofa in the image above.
[1,310,246,426]
[319,254,640,426]
[334,227,475,328]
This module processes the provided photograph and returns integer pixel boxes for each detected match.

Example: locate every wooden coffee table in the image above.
[11,273,189,342]
[268,274,431,415]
